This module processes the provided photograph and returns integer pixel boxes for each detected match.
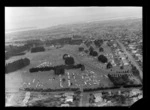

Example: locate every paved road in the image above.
[116,40,143,80]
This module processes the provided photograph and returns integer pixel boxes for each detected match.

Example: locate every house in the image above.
[132,50,137,54]
[61,104,70,107]
[65,95,73,102]
[94,93,103,102]
[122,59,129,65]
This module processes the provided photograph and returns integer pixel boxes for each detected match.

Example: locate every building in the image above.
[132,50,137,54]
[94,93,103,102]
[61,103,70,107]
[122,59,129,65]
[65,95,73,102]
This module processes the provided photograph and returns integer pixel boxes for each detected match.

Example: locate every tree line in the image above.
[5,44,31,60]
[107,73,135,87]
[24,87,79,92]
[5,58,30,74]
[31,46,45,53]
[29,64,85,75]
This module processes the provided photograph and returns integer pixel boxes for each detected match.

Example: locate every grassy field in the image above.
[5,42,137,92]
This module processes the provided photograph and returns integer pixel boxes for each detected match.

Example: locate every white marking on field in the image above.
[22,92,30,105]
[5,94,14,106]
[28,82,31,86]
[68,80,71,87]
[59,75,63,88]
[32,79,35,83]
[36,82,39,88]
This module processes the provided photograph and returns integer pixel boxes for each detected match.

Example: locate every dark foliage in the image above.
[5,58,30,74]
[106,62,113,69]
[83,86,120,92]
[84,50,89,54]
[99,47,104,52]
[84,40,92,47]
[89,46,94,52]
[31,46,45,53]
[98,55,108,63]
[62,78,66,82]
[5,44,31,60]
[29,67,54,73]
[64,57,75,65]
[24,87,79,92]
[120,65,124,69]
[78,47,84,52]
[54,67,65,75]
[89,50,98,56]
[131,64,140,76]
[63,54,69,60]
[107,74,134,87]
[94,39,103,47]
[123,84,142,88]
[45,37,82,46]
[29,63,85,73]
[70,39,83,45]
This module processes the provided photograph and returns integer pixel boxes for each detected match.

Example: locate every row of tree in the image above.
[107,74,134,87]
[31,46,45,53]
[94,39,103,48]
[79,45,110,69]
[45,37,83,46]
[131,64,140,77]
[24,87,79,92]
[98,54,108,63]
[83,86,120,92]
[5,44,31,60]
[29,64,85,74]
[5,58,30,74]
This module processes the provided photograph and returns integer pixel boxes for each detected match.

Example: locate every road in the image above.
[116,40,143,80]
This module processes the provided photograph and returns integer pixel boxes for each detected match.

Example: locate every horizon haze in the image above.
[5,7,142,32]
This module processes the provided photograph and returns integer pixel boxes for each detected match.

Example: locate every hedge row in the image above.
[24,87,79,92]
[29,64,85,75]
[5,58,30,74]
[107,74,134,87]
[31,46,45,53]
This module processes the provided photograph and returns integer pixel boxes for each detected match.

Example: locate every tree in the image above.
[94,39,103,47]
[78,47,84,52]
[84,40,92,47]
[31,46,45,53]
[63,54,69,60]
[84,50,89,54]
[5,58,30,74]
[89,46,94,52]
[120,65,124,70]
[131,64,140,76]
[62,78,66,82]
[54,67,65,75]
[81,64,85,71]
[106,62,113,69]
[89,50,98,56]
[99,47,104,52]
[65,57,75,65]
[98,55,108,63]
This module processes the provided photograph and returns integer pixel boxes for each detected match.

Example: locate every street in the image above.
[116,40,143,80]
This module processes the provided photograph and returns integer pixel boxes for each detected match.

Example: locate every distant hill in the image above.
[6,27,37,33]
[5,18,142,42]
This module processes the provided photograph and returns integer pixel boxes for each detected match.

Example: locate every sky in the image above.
[5,7,142,31]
